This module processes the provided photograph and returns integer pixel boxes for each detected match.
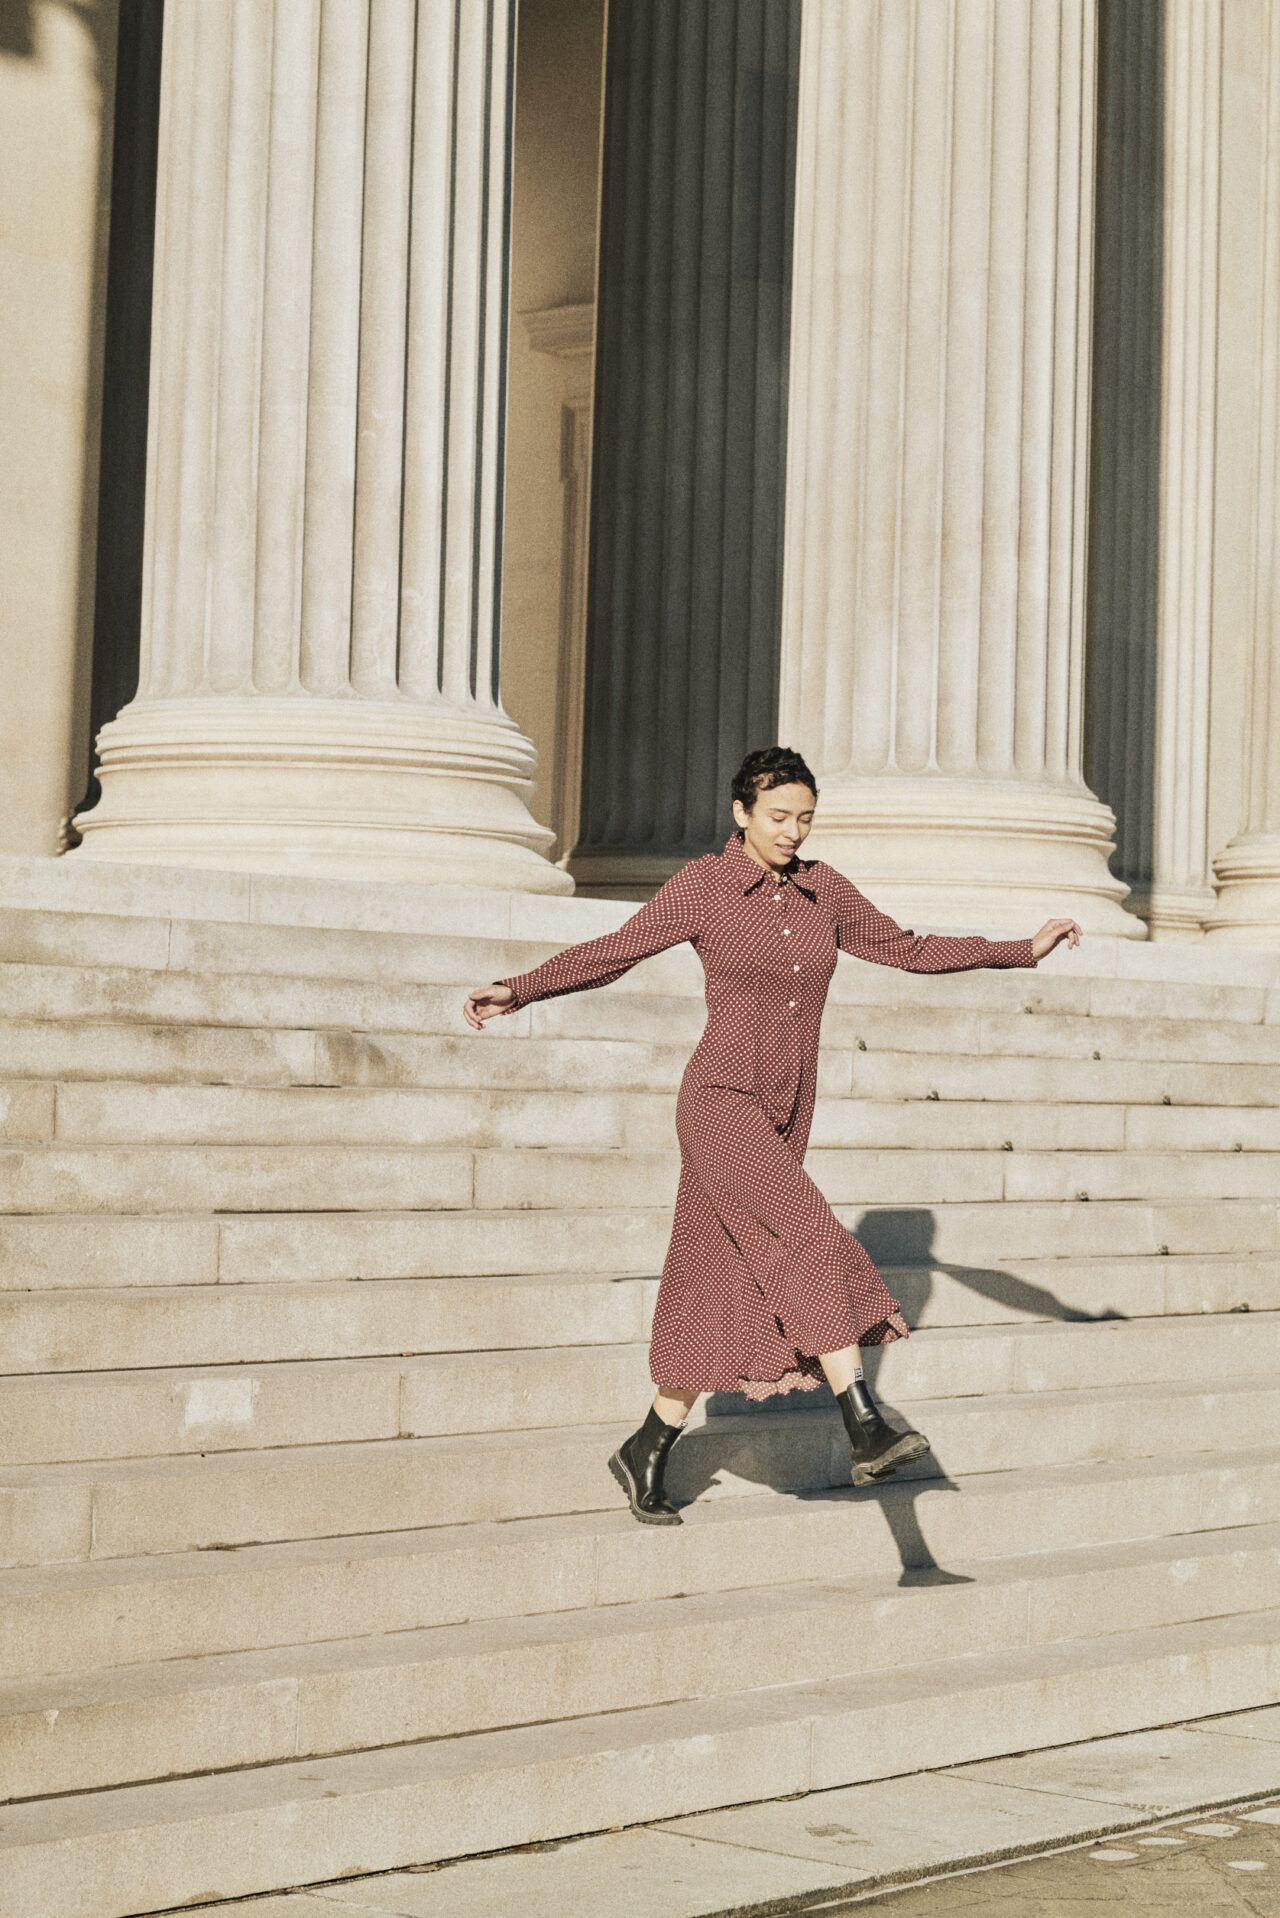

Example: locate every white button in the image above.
[788,1000,795,1007]
[782,928,791,936]
[793,963,800,971]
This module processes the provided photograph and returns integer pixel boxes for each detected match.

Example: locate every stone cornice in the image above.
[521,301,594,358]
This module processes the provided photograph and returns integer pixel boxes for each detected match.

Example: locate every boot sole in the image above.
[608,1450,682,1525]
[850,1430,931,1487]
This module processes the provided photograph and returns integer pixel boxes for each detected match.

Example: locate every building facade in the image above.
[4,0,1280,943]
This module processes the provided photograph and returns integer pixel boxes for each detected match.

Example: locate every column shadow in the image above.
[669,1207,1128,1586]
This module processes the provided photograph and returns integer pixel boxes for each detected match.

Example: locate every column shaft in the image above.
[780,0,1136,935]
[1087,1,1222,940]
[1144,0,1222,937]
[74,0,566,893]
[298,0,366,696]
[1204,0,1280,942]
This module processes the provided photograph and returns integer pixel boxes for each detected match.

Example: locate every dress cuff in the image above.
[493,976,527,1011]
[980,938,1038,969]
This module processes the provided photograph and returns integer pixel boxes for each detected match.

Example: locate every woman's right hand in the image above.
[463,983,516,1031]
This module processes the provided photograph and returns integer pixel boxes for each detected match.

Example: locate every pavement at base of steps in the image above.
[184,1708,1280,1918]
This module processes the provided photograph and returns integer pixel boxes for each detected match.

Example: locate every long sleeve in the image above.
[820,866,1037,974]
[498,859,708,1010]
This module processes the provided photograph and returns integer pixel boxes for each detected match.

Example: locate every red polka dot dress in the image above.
[499,833,1037,1401]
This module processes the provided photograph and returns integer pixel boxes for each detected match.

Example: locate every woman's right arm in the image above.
[463,859,707,1028]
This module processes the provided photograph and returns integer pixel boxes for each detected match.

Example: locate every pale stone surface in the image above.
[24,1463,1280,1662]
[959,1725,1280,1811]
[1206,0,1269,891]
[1199,1704,1280,1743]
[1207,1,1280,944]
[0,1,109,859]
[2,878,1280,1908]
[308,1830,851,1916]
[69,4,568,893]
[1141,0,1223,940]
[780,0,1136,937]
[661,1770,1126,1874]
[0,1144,476,1215]
[25,1719,1280,1918]
[27,851,1280,989]
[28,1532,1280,1801]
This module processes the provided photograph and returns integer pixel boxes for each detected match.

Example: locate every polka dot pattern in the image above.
[500,832,1037,1399]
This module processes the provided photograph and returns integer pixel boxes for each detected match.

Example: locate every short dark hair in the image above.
[731,746,819,812]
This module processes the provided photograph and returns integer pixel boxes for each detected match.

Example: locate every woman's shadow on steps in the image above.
[668,1207,1128,1588]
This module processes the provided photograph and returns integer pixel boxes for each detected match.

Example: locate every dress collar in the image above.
[722,831,818,899]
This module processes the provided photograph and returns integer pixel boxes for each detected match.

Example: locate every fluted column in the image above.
[71,0,569,893]
[1142,3,1224,937]
[1205,0,1280,943]
[779,0,1137,935]
[1087,2,1222,940]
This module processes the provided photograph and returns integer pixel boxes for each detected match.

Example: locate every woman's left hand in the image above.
[1031,918,1082,961]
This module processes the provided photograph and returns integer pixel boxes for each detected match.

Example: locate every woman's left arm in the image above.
[823,867,1049,973]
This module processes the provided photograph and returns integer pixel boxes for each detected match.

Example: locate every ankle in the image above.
[632,1403,683,1453]
[837,1374,881,1428]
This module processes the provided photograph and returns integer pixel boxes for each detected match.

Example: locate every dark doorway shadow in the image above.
[669,1208,1127,1584]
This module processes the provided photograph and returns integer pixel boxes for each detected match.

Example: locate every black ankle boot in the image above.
[836,1378,931,1486]
[609,1405,684,1525]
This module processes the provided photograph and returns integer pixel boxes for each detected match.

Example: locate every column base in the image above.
[797,776,1141,937]
[1125,884,1216,942]
[1201,834,1280,944]
[69,697,573,894]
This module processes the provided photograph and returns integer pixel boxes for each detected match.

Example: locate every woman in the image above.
[464,747,1081,1526]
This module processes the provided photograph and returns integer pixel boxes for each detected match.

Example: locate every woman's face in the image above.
[732,781,817,871]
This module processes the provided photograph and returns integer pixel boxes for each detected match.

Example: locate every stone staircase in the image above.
[1,859,1279,1918]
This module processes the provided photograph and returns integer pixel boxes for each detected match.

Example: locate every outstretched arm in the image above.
[463,860,706,1028]
[824,868,1063,973]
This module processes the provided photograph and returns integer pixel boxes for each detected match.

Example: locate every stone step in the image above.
[9,1017,1280,1107]
[7,1078,1280,1156]
[998,1149,1280,1202]
[0,1084,55,1143]
[5,1382,1279,1566]
[2,905,1277,1027]
[0,1143,476,1213]
[0,1277,651,1388]
[4,1204,1273,1295]
[18,1078,1278,1153]
[0,852,607,941]
[0,1019,321,1086]
[845,1046,1280,1106]
[2,1445,1272,1682]
[4,853,1280,987]
[0,905,548,996]
[470,1145,1280,1212]
[1,1309,1273,1456]
[4,1522,1276,1805]
[0,855,595,943]
[44,1081,647,1151]
[828,1000,1280,1064]
[0,959,470,1039]
[3,1604,1277,1918]
[9,962,1280,1070]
